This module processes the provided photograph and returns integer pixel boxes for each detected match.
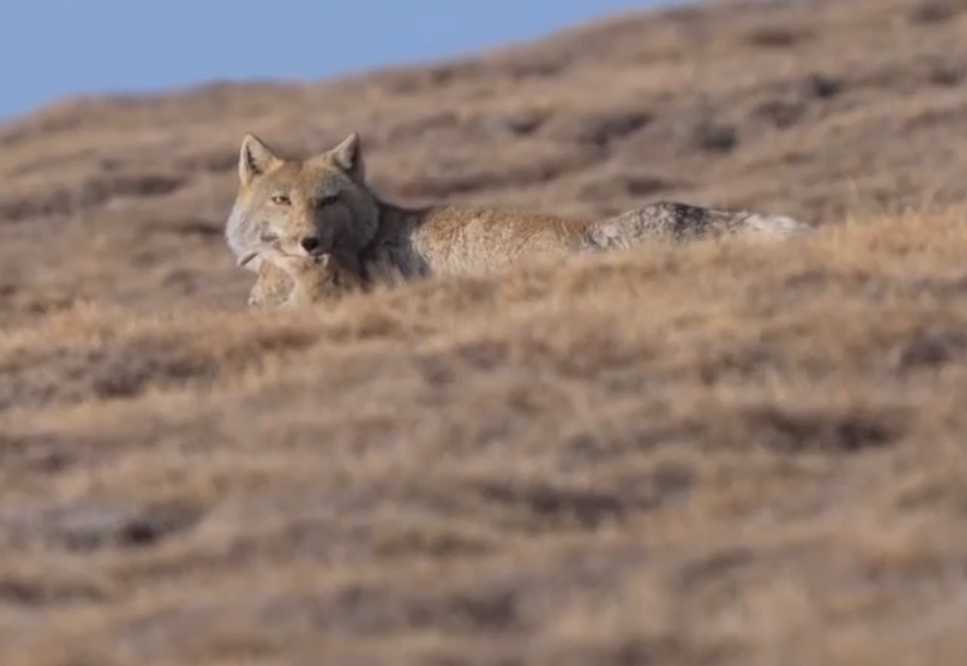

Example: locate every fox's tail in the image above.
[586,201,813,251]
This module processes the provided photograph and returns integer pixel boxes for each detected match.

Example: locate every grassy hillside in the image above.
[4,210,967,665]
[3,0,967,664]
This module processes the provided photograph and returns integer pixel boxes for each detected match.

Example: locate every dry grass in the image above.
[3,210,967,665]
[3,0,967,663]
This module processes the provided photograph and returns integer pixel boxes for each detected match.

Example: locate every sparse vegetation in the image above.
[2,0,967,663]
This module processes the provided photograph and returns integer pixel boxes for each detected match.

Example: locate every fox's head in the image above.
[225,131,380,271]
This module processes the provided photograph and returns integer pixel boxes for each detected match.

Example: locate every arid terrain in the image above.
[3,0,967,663]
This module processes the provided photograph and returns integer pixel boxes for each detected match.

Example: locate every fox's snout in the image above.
[299,236,324,256]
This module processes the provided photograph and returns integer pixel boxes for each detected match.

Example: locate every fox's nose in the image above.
[300,237,322,254]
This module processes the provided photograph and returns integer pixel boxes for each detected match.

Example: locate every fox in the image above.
[226,131,814,308]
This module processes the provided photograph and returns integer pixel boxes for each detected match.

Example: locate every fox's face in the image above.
[225,132,379,271]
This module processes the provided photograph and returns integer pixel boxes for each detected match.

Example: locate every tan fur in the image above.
[245,254,368,309]
[245,258,292,309]
[226,132,814,308]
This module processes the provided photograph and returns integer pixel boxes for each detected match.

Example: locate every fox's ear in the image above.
[329,131,365,180]
[238,133,280,185]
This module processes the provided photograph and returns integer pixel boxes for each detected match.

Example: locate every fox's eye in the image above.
[271,194,290,206]
[317,195,339,208]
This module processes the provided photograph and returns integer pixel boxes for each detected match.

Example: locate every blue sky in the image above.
[0,0,678,123]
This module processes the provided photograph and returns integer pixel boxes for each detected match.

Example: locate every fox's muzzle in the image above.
[299,236,325,256]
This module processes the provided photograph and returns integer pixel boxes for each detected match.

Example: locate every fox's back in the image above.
[404,204,592,275]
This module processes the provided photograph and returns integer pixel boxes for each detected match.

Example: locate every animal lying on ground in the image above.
[226,131,814,309]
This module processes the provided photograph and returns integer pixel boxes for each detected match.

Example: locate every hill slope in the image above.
[3,0,967,664]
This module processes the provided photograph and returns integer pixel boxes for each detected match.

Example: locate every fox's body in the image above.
[226,132,813,308]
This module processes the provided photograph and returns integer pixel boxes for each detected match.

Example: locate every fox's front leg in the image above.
[247,258,295,310]
[281,254,365,307]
